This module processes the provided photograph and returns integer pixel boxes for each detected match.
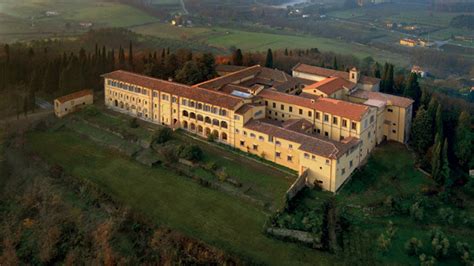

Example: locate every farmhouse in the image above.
[102,64,413,192]
[54,89,93,118]
[400,38,418,47]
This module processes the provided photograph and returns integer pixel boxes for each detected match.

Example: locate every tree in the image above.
[431,133,443,184]
[440,138,450,186]
[333,56,338,70]
[128,40,134,70]
[164,53,178,80]
[175,61,204,85]
[232,49,243,66]
[197,53,217,80]
[435,104,444,140]
[420,87,432,108]
[152,128,173,144]
[386,64,394,94]
[454,111,473,168]
[118,46,126,69]
[405,238,423,256]
[179,145,203,162]
[411,108,433,155]
[265,49,273,68]
[404,72,422,110]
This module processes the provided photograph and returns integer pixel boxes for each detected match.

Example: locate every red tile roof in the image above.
[304,77,356,95]
[56,89,93,104]
[102,70,244,110]
[244,119,360,159]
[258,89,369,121]
[350,90,414,108]
[293,63,380,85]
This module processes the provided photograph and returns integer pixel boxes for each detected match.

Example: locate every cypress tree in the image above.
[435,104,444,141]
[380,63,389,92]
[454,111,472,168]
[118,46,125,69]
[411,108,433,155]
[232,49,243,66]
[404,72,422,110]
[128,41,134,70]
[431,133,442,184]
[333,56,338,70]
[420,87,431,108]
[373,62,381,78]
[386,64,394,94]
[284,48,289,56]
[265,48,273,68]
[440,138,450,187]
[4,44,10,64]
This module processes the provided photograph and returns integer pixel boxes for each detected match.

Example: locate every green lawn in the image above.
[27,129,334,265]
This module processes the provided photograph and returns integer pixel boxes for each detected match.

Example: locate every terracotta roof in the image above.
[293,63,380,85]
[216,65,248,74]
[258,89,369,121]
[194,65,261,90]
[196,65,302,92]
[281,119,314,133]
[102,70,244,110]
[56,89,93,104]
[244,119,360,159]
[235,103,263,115]
[304,77,356,95]
[350,90,414,108]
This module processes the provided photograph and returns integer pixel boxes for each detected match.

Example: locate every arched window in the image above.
[190,123,196,131]
[190,112,196,119]
[221,132,228,141]
[120,101,124,108]
[198,125,203,133]
[197,115,204,122]
[212,130,219,137]
[212,119,219,126]
[205,117,211,124]
[183,121,188,129]
[205,128,211,136]
[183,110,189,117]
[221,121,228,129]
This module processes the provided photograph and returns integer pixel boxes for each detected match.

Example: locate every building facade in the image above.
[102,64,413,192]
[54,89,93,118]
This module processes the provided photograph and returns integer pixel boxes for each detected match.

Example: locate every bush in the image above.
[456,242,472,265]
[405,237,423,256]
[438,208,455,225]
[207,132,217,142]
[159,145,178,163]
[179,145,203,162]
[410,202,425,222]
[216,168,229,182]
[129,118,139,128]
[152,128,173,144]
[430,228,450,259]
[419,254,436,266]
[203,161,218,171]
[84,106,99,117]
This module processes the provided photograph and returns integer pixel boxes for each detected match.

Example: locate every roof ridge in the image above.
[193,65,261,88]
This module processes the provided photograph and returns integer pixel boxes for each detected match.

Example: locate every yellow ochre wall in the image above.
[54,94,93,118]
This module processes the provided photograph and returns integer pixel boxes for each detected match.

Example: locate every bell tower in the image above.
[349,67,360,83]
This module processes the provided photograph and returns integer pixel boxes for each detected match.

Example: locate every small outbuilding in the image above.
[54,89,93,118]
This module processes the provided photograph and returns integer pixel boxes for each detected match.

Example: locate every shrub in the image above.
[419,254,436,266]
[203,161,218,171]
[152,128,173,144]
[377,233,391,253]
[179,145,203,162]
[456,242,472,265]
[430,228,450,259]
[159,145,178,163]
[216,168,229,182]
[207,132,217,142]
[405,237,423,256]
[410,202,425,222]
[438,208,455,225]
[84,105,99,117]
[129,118,139,128]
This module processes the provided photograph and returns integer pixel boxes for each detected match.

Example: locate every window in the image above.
[204,105,210,112]
[162,94,169,101]
[351,122,357,130]
[388,108,393,113]
[342,168,346,175]
[272,103,276,108]
[308,111,312,117]
[219,109,227,116]
[240,140,245,146]
[235,129,240,134]
[368,132,371,138]
[370,115,375,123]
[182,99,187,105]
[350,160,353,168]
[392,130,397,133]
[265,101,268,106]
[333,117,338,125]
[250,133,256,138]
[258,136,264,141]
[289,144,293,149]
[299,109,303,115]
[325,131,329,137]
[276,141,281,147]
[153,91,158,97]
[197,103,203,110]
[212,107,218,114]
[342,119,348,128]
[172,96,177,103]
[268,136,273,142]
[280,104,284,111]
[268,110,272,114]
[325,159,330,165]
[275,152,281,158]
[324,114,329,122]
[255,110,263,117]
[289,106,293,112]
[253,144,258,151]
[312,155,316,160]
[287,155,293,162]
[304,153,310,159]
[221,121,228,129]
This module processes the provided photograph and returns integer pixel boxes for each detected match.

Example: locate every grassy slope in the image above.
[27,129,335,265]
